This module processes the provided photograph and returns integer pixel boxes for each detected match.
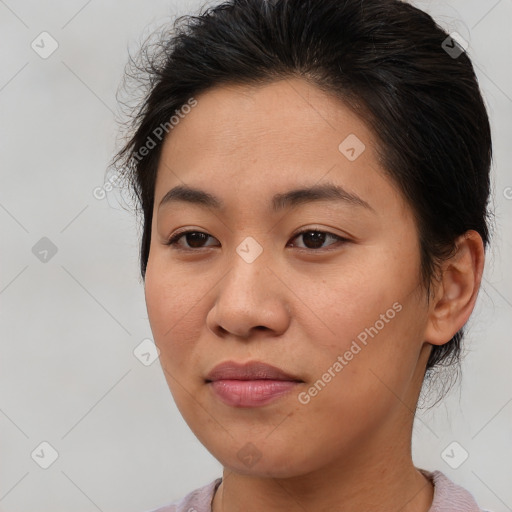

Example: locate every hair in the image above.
[111,0,493,398]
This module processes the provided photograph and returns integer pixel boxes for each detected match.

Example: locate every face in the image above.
[144,78,432,478]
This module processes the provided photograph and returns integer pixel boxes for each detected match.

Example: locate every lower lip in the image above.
[208,379,300,407]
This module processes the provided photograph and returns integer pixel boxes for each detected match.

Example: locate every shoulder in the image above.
[142,477,222,512]
[419,468,491,512]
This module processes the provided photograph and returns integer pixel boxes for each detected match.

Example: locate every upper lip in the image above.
[205,361,303,382]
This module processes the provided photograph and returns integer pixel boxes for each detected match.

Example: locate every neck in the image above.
[212,433,433,512]
[212,399,433,512]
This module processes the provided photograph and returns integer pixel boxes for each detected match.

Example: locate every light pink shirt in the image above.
[145,469,488,512]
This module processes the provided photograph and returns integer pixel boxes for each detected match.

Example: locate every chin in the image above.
[212,444,318,479]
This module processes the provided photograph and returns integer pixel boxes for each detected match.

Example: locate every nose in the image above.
[205,247,291,339]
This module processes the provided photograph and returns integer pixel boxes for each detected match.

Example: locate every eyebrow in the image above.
[158,182,375,214]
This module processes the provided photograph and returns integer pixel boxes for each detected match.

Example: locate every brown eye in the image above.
[165,228,347,252]
[166,230,218,249]
[289,230,347,250]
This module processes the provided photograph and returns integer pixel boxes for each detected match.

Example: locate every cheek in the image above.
[144,260,210,422]
[314,293,426,419]
[297,259,426,412]
[144,258,201,365]
[293,261,401,355]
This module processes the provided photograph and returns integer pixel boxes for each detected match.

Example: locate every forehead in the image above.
[160,78,376,163]
[153,78,407,219]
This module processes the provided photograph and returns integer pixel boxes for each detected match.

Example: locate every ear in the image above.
[424,230,485,346]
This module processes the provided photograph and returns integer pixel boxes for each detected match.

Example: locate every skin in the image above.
[144,78,485,512]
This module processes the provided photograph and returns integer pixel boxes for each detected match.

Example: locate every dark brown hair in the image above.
[111,0,492,383]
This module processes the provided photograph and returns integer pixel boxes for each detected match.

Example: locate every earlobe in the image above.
[424,230,485,346]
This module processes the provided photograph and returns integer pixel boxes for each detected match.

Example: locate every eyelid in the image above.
[290,225,350,241]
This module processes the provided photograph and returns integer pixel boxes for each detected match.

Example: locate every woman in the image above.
[113,0,492,510]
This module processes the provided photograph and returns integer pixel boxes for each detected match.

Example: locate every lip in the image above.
[205,360,302,382]
[205,361,303,408]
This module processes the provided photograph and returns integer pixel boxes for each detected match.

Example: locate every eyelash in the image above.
[164,228,349,252]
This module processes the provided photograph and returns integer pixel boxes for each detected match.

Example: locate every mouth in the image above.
[205,360,304,408]
[205,360,303,383]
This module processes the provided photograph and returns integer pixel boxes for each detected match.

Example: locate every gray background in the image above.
[0,0,511,511]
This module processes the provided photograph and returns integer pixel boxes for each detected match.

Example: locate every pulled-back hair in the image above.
[112,0,492,381]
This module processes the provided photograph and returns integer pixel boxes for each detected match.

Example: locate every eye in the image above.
[288,229,348,250]
[165,230,219,250]
[165,228,348,251]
